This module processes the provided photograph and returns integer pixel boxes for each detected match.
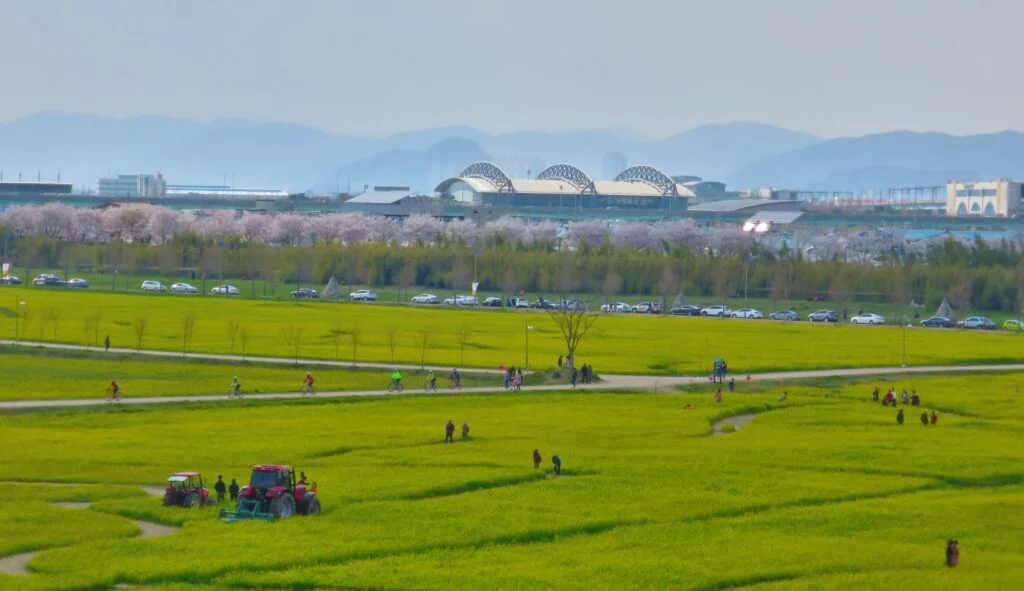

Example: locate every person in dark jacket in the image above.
[445,420,455,443]
[920,412,929,425]
[533,449,542,469]
[214,475,227,504]
[228,478,240,501]
[570,367,578,388]
[896,409,905,425]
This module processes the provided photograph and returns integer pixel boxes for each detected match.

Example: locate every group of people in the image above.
[504,367,524,391]
[213,475,240,504]
[444,419,469,443]
[873,386,921,407]
[895,408,938,425]
[570,364,594,388]
[533,449,562,475]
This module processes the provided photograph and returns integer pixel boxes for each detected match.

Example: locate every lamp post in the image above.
[901,317,907,368]
[524,321,533,372]
[15,300,25,342]
[743,254,759,301]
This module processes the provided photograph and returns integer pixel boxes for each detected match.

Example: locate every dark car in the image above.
[670,305,701,316]
[32,274,66,287]
[291,288,319,299]
[920,316,954,328]
[483,297,503,307]
[0,275,22,285]
[808,309,838,323]
[770,310,800,321]
[531,298,556,309]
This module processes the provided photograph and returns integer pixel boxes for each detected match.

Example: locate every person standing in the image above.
[931,410,938,425]
[228,478,239,502]
[897,408,905,425]
[570,367,578,388]
[552,454,562,475]
[214,475,227,504]
[557,355,563,368]
[946,540,960,567]
[445,420,455,443]
[461,421,470,441]
[104,335,110,352]
[920,412,929,425]
[714,389,722,403]
[533,449,542,469]
[728,378,735,393]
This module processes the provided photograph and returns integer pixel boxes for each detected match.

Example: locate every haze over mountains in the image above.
[2,113,1023,195]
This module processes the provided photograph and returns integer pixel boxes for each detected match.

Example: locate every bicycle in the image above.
[228,384,243,399]
[449,378,462,391]
[388,380,404,393]
[302,383,318,395]
[424,379,438,392]
[105,387,121,403]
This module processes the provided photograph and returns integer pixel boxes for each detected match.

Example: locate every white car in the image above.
[700,305,732,317]
[141,280,166,292]
[513,298,530,309]
[210,284,240,295]
[349,289,377,301]
[170,282,198,294]
[411,293,439,304]
[732,308,763,319]
[600,302,631,313]
[444,295,478,306]
[850,313,885,325]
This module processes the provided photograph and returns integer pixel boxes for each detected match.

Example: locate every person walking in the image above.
[557,354,563,368]
[504,368,512,390]
[728,378,735,393]
[872,386,880,402]
[896,408,905,425]
[214,475,227,504]
[920,412,929,425]
[533,449,542,469]
[104,335,110,352]
[461,421,470,441]
[552,454,562,475]
[570,367,578,388]
[228,478,239,502]
[714,389,722,403]
[931,410,938,425]
[445,420,455,443]
[946,540,960,567]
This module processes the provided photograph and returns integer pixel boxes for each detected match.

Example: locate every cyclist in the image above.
[303,372,315,393]
[230,376,241,396]
[109,380,120,401]
[391,370,403,389]
[450,368,461,389]
[426,370,437,390]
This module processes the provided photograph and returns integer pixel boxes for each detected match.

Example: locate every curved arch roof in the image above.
[434,163,695,198]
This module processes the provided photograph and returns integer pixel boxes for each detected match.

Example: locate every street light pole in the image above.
[901,319,907,367]
[524,320,533,372]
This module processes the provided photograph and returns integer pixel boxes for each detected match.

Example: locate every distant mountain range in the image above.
[1,112,1023,194]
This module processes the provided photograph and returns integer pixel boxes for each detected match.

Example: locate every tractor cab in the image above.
[162,472,209,508]
[221,464,321,522]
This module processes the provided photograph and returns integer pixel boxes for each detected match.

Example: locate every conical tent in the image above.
[672,292,688,308]
[936,297,955,320]
[323,276,340,299]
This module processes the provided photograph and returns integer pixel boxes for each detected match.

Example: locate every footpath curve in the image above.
[2,339,1024,410]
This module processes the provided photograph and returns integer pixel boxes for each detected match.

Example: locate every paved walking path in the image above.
[2,339,1024,410]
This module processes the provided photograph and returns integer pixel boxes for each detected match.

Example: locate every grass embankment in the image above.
[0,372,1021,589]
[1,287,1021,375]
[0,346,524,401]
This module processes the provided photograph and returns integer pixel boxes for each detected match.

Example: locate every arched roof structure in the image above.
[614,165,679,196]
[536,164,596,194]
[459,161,514,193]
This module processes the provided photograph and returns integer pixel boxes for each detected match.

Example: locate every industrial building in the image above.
[165,184,289,199]
[946,179,1023,218]
[98,173,167,198]
[0,181,73,196]
[435,162,694,211]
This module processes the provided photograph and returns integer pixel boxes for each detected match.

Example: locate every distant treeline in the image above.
[4,230,1023,313]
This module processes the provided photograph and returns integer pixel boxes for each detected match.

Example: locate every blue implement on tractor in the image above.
[219,497,275,522]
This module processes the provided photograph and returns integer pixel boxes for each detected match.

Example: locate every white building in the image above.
[98,173,167,198]
[946,179,1023,217]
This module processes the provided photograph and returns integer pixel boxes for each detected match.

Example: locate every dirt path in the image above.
[0,552,37,575]
[52,501,92,510]
[711,413,758,435]
[140,485,165,497]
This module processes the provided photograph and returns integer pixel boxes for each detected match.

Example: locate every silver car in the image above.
[170,282,198,294]
[411,293,439,304]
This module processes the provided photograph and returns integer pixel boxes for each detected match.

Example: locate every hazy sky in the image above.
[1,0,1022,138]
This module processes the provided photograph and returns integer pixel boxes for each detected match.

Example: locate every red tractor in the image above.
[162,472,211,508]
[220,465,320,522]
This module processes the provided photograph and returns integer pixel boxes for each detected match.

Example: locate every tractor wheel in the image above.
[162,493,174,506]
[183,493,200,509]
[269,493,295,519]
[301,496,321,516]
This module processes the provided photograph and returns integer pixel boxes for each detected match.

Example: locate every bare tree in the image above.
[181,312,197,356]
[385,326,399,362]
[329,322,344,359]
[656,264,680,310]
[349,326,362,366]
[601,269,623,304]
[282,324,306,364]
[771,264,792,302]
[952,271,974,317]
[239,326,249,360]
[451,255,471,295]
[395,262,417,303]
[500,267,518,303]
[83,315,95,346]
[133,316,149,352]
[829,271,851,312]
[713,267,731,306]
[44,307,61,340]
[416,328,432,369]
[226,319,240,354]
[17,305,30,341]
[547,300,599,367]
[454,322,473,366]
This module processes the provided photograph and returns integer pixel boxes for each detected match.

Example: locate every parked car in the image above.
[631,301,659,314]
[349,289,377,301]
[141,280,167,292]
[850,313,885,325]
[512,297,530,309]
[958,316,997,330]
[483,297,503,307]
[769,310,799,321]
[530,298,557,309]
[66,278,89,288]
[169,282,198,294]
[1003,319,1024,332]
[732,308,763,319]
[920,316,955,328]
[411,293,440,304]
[808,309,839,323]
[670,305,701,316]
[443,294,478,306]
[291,287,319,299]
[561,299,589,311]
[601,302,631,313]
[32,274,65,286]
[0,275,21,285]
[700,305,732,317]
[210,284,240,296]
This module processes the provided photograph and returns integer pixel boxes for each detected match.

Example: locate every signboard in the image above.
[471,282,479,295]
[2,263,8,274]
